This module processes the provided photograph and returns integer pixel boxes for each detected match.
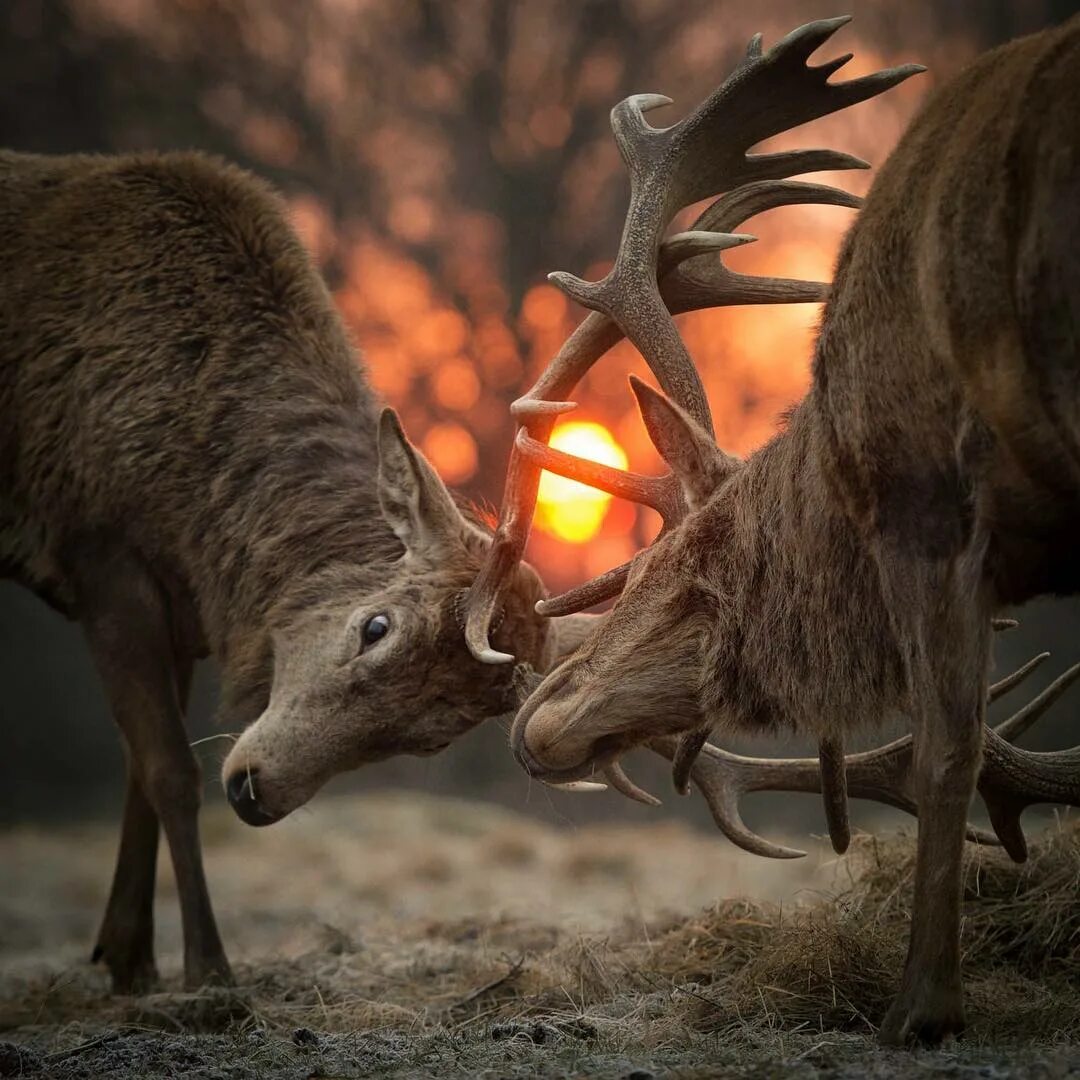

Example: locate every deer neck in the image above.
[187,357,402,681]
[704,404,907,739]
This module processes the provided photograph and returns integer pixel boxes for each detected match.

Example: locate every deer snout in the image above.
[524,705,597,774]
[224,767,281,827]
[221,722,322,826]
[511,679,602,781]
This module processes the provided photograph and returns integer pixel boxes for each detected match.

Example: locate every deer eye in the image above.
[362,614,391,647]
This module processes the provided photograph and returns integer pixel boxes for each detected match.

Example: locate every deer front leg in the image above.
[91,652,193,992]
[92,764,160,992]
[77,552,231,989]
[879,615,987,1047]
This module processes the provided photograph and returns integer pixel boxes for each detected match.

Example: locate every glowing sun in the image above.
[535,421,628,543]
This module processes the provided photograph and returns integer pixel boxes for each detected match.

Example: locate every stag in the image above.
[0,148,607,991]
[465,16,1080,1045]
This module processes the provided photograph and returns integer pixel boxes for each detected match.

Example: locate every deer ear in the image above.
[377,408,470,553]
[629,375,736,512]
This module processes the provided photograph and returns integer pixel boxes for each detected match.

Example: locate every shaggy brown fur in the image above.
[513,16,1080,1046]
[0,148,567,991]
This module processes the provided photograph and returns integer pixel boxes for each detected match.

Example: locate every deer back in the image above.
[0,150,378,619]
[813,16,1080,598]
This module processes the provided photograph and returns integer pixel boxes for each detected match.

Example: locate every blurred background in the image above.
[2,0,1079,841]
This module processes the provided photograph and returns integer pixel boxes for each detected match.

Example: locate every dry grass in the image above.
[654,827,1080,1043]
[2,794,1079,1077]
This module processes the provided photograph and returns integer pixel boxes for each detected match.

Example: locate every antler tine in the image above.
[819,736,851,854]
[655,230,757,283]
[465,19,923,658]
[988,650,1049,703]
[664,181,861,309]
[651,736,808,859]
[672,727,712,796]
[992,658,1079,741]
[696,180,864,231]
[643,651,1076,860]
[515,428,684,519]
[537,561,634,618]
[978,660,1080,862]
[603,761,662,807]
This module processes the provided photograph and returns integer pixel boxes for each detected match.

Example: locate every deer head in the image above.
[512,382,740,779]
[219,408,589,825]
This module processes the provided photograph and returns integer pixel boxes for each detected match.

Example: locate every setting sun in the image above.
[535,421,628,544]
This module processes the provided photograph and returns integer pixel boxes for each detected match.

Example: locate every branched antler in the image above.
[644,653,1080,862]
[464,17,923,662]
[809,617,1031,856]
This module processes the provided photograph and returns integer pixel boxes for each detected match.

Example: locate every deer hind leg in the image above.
[77,551,231,989]
[879,576,988,1047]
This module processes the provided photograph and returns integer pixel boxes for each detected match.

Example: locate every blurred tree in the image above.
[2,1,1062,525]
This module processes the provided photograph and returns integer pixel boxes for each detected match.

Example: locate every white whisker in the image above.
[190,732,241,749]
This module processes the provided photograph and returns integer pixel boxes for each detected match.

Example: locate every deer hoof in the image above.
[183,951,235,990]
[879,985,966,1047]
[93,942,159,995]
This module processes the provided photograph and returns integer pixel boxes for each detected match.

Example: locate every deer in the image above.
[0,147,617,993]
[462,15,1080,1045]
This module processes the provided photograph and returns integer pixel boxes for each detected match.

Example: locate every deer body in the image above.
[1,151,384,647]
[503,17,1080,1045]
[818,18,1080,604]
[0,148,554,990]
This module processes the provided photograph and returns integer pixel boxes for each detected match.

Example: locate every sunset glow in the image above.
[536,422,628,544]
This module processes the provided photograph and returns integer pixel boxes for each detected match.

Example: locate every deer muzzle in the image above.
[220,717,330,826]
[510,669,613,782]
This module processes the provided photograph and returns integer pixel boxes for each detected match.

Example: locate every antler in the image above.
[809,618,1030,856]
[646,653,1080,861]
[464,17,924,662]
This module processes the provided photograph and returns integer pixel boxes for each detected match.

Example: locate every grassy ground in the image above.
[2,792,1079,1078]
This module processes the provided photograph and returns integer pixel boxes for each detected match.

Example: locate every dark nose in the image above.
[225,769,279,827]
